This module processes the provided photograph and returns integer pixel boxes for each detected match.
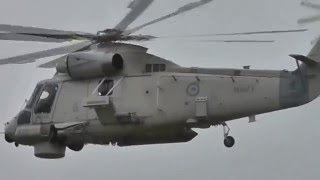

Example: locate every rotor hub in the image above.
[96,29,123,42]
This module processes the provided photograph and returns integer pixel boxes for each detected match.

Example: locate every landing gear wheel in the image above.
[224,136,235,148]
[222,122,235,148]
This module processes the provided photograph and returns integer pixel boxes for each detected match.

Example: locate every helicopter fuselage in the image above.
[6,68,309,145]
[4,45,319,159]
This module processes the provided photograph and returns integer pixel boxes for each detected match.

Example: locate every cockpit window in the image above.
[26,84,43,109]
[34,83,59,114]
[17,111,31,125]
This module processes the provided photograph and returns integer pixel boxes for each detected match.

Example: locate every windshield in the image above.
[26,84,43,109]
[34,83,59,114]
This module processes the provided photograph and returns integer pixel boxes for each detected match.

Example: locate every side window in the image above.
[153,64,160,72]
[145,64,166,72]
[98,80,114,96]
[34,83,59,114]
[160,64,166,71]
[146,64,152,73]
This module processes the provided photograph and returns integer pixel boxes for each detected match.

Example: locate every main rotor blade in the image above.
[155,29,307,39]
[114,0,154,31]
[0,33,70,43]
[0,24,83,35]
[137,35,275,43]
[0,24,95,41]
[195,39,275,43]
[211,29,308,36]
[301,1,320,10]
[123,0,214,35]
[151,37,275,43]
[16,32,94,41]
[298,15,320,24]
[38,55,67,68]
[0,41,93,65]
[39,41,96,68]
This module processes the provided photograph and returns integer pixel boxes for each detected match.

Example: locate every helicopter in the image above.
[1,0,313,159]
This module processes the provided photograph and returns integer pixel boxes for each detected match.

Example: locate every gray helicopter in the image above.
[1,0,312,159]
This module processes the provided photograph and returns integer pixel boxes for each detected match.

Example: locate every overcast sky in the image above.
[0,0,320,179]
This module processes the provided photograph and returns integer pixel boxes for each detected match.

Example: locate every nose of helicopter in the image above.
[4,120,16,143]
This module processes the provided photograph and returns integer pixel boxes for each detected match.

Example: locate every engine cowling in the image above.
[56,52,124,79]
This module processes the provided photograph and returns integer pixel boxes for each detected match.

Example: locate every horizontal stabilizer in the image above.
[289,54,318,66]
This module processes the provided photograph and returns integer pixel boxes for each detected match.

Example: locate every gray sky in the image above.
[0,0,320,179]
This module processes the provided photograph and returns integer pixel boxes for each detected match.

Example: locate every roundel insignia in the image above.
[186,82,200,96]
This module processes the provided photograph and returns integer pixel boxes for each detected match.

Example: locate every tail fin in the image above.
[291,38,320,102]
[289,54,318,66]
[307,38,320,63]
[290,38,320,66]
